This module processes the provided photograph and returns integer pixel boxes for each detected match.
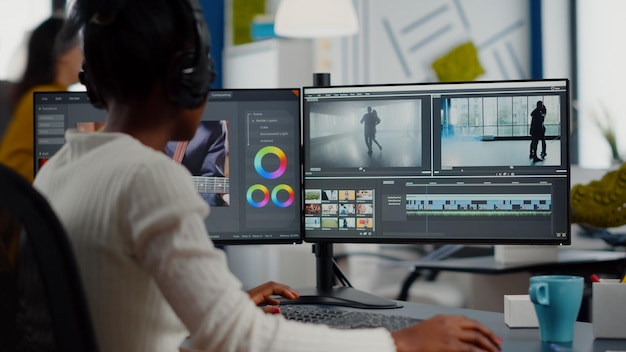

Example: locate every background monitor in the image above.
[34,89,302,245]
[302,79,570,245]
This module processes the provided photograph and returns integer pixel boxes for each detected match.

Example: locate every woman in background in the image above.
[33,0,502,351]
[0,16,82,182]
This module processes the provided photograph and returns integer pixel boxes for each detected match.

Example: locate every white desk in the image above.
[368,300,626,352]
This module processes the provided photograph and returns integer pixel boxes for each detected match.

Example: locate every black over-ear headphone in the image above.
[79,0,215,110]
[78,62,105,109]
[168,0,215,109]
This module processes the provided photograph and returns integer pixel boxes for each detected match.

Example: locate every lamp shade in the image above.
[274,0,359,38]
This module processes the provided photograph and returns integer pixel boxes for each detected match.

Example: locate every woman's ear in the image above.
[57,45,84,86]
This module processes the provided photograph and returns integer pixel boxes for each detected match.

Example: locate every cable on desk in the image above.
[332,258,352,287]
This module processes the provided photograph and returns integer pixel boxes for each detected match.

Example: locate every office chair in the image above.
[0,164,99,351]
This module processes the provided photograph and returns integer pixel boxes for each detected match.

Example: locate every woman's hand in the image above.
[391,315,502,352]
[247,281,300,306]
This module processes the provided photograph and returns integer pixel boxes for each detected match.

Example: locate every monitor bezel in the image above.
[300,78,571,246]
[33,88,305,246]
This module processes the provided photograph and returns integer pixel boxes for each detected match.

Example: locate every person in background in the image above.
[0,80,14,139]
[529,100,546,162]
[360,106,382,154]
[539,103,547,158]
[34,0,502,351]
[0,16,82,182]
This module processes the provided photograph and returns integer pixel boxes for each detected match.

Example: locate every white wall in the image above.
[576,0,626,168]
[326,0,533,86]
[222,38,314,88]
[0,0,51,81]
[541,0,572,80]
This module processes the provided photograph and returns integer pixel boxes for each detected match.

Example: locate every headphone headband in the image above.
[169,0,215,109]
[80,0,215,110]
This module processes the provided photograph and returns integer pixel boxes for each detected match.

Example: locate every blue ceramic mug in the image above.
[529,275,584,343]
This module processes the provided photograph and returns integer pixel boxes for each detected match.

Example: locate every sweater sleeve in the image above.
[126,161,397,352]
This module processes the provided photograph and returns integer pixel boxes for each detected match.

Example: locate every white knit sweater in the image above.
[33,130,396,352]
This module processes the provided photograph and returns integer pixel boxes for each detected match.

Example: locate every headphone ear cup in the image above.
[166,50,193,109]
[79,65,105,109]
[166,0,215,110]
[167,49,212,109]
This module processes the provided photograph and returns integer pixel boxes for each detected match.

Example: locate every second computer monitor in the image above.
[34,89,302,245]
[302,79,570,245]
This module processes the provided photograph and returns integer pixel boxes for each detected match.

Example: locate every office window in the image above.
[450,98,468,136]
[512,96,528,136]
[468,97,482,136]
[444,94,560,139]
[543,95,561,136]
[483,97,498,136]
[497,97,512,137]
[0,0,51,80]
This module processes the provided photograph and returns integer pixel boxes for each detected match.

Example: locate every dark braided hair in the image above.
[62,0,195,105]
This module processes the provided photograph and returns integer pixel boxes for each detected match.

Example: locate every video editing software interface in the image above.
[34,89,302,244]
[302,79,570,245]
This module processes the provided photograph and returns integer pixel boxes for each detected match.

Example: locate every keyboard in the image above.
[279,305,421,331]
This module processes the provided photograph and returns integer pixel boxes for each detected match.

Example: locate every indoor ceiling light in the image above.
[274,0,359,38]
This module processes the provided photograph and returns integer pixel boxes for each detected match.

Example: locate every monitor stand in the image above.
[281,243,402,309]
[286,72,400,309]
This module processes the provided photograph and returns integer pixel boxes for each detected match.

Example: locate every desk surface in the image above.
[395,249,626,276]
[334,300,626,352]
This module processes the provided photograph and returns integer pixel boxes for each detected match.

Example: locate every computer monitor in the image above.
[298,79,570,308]
[33,89,302,245]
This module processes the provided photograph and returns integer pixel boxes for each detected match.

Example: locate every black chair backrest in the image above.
[0,164,99,351]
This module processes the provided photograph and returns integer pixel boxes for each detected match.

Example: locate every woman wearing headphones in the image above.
[34,0,501,351]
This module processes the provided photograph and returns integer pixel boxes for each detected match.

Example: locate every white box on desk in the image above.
[504,295,538,328]
[593,279,626,339]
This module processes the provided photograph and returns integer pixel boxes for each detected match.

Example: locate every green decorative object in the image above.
[233,0,266,45]
[432,41,484,82]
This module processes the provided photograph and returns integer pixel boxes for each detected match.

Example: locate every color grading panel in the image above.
[245,112,297,211]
